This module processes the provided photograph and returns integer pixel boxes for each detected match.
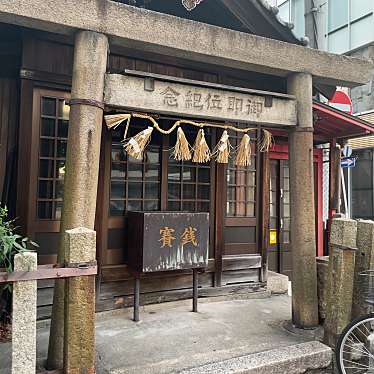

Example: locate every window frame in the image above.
[29,88,70,233]
[226,131,257,218]
[349,148,374,219]
[110,124,163,216]
[327,0,374,53]
[106,115,217,218]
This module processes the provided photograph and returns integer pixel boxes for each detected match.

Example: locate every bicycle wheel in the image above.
[336,313,374,373]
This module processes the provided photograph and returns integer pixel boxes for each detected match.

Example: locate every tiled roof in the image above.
[256,0,307,45]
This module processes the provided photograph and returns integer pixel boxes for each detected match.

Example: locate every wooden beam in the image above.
[0,265,97,283]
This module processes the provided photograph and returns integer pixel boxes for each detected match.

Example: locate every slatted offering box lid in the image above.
[127,212,209,273]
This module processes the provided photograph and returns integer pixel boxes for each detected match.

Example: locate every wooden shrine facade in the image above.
[0,29,292,315]
[0,0,371,321]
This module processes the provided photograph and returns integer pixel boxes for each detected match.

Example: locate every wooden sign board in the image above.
[127,212,209,273]
[104,73,297,127]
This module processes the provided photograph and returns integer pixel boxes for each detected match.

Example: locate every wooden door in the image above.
[22,88,70,265]
[279,160,291,278]
[268,159,291,278]
[220,131,261,285]
[268,159,280,275]
[268,147,323,277]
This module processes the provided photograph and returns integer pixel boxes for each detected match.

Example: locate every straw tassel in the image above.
[192,129,211,163]
[124,126,153,160]
[172,127,192,161]
[104,113,131,130]
[235,134,252,167]
[259,129,274,152]
[213,130,231,163]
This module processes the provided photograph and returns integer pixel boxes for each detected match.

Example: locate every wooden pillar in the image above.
[329,139,341,220]
[214,161,225,287]
[326,139,341,249]
[260,149,270,283]
[288,72,319,328]
[47,31,108,370]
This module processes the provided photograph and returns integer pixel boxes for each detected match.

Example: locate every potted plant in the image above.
[0,206,38,341]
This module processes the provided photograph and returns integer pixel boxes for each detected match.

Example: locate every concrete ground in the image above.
[0,294,330,374]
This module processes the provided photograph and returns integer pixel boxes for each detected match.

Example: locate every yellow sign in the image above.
[269,230,277,245]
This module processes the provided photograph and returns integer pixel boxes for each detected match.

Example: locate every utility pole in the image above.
[304,0,319,49]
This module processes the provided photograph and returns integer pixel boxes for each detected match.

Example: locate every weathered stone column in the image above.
[64,228,96,374]
[316,256,329,323]
[12,252,37,374]
[47,31,108,369]
[324,218,357,348]
[288,72,319,328]
[352,220,374,319]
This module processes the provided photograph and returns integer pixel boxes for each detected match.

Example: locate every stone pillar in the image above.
[324,218,357,348]
[64,228,96,374]
[352,220,374,319]
[288,72,319,328]
[47,31,108,370]
[316,256,329,322]
[12,252,37,374]
[366,334,374,370]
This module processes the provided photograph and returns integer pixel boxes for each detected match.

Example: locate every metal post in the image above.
[133,276,140,322]
[192,269,198,313]
[341,168,348,216]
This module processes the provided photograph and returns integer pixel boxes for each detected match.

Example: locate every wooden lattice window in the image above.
[226,131,256,217]
[110,119,162,216]
[167,127,211,212]
[36,96,70,219]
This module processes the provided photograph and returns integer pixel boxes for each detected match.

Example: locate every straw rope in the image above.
[104,112,274,165]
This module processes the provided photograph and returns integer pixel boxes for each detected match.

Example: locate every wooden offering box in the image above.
[127,212,209,273]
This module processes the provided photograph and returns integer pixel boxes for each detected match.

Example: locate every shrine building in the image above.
[0,0,373,327]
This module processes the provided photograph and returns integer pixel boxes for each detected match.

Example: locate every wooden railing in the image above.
[0,227,97,374]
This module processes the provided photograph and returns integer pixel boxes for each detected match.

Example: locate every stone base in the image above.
[179,341,332,374]
[267,271,289,294]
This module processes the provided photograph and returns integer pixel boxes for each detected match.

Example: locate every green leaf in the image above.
[13,242,24,250]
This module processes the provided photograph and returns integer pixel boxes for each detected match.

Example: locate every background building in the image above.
[273,0,374,220]
[273,0,374,112]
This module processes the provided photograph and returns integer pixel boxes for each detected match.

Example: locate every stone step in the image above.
[178,341,332,374]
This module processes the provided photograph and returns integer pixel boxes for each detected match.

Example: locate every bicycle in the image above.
[336,270,374,373]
